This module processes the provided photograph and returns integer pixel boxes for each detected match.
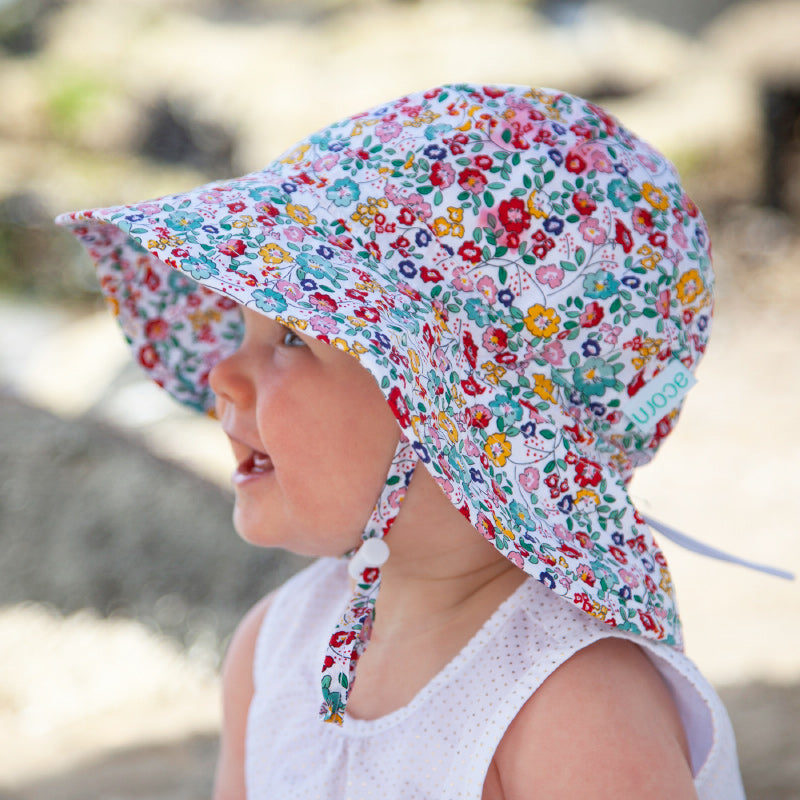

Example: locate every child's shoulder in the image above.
[485,637,696,799]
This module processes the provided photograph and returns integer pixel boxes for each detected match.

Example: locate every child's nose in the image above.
[209,349,253,410]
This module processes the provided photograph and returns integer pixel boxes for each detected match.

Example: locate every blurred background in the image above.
[0,0,799,797]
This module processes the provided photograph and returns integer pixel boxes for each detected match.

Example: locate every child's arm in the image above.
[212,595,273,800]
[487,638,698,800]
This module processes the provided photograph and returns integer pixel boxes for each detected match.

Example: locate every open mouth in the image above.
[232,450,273,485]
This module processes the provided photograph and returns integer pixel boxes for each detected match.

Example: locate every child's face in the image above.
[210,307,401,556]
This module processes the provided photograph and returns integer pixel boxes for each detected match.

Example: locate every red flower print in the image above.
[397,207,416,226]
[560,544,582,559]
[483,86,506,98]
[329,631,357,648]
[474,154,493,170]
[365,241,382,259]
[572,191,597,216]
[457,167,488,195]
[310,292,339,312]
[388,386,411,427]
[640,612,657,632]
[227,201,245,213]
[355,306,380,322]
[498,197,531,234]
[217,238,246,257]
[467,404,492,429]
[138,344,159,369]
[565,152,586,173]
[462,330,479,368]
[322,656,334,671]
[531,229,555,258]
[420,266,444,283]
[145,318,170,342]
[614,219,633,253]
[579,301,604,328]
[461,375,486,396]
[627,369,646,397]
[575,458,602,488]
[648,231,668,249]
[632,207,653,233]
[609,546,628,565]
[430,161,456,188]
[144,268,161,291]
[458,240,482,264]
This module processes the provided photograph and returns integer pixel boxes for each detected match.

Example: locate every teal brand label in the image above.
[620,358,696,431]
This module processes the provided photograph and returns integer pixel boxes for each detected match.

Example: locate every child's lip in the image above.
[232,450,274,485]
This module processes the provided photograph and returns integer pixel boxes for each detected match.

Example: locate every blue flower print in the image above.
[509,500,534,530]
[543,216,564,235]
[253,288,288,314]
[539,571,556,589]
[621,274,640,289]
[398,260,417,279]
[548,148,564,166]
[423,144,447,160]
[412,441,431,463]
[166,210,203,232]
[300,278,318,291]
[326,178,360,207]
[316,245,335,260]
[415,229,432,247]
[497,288,514,307]
[520,421,537,438]
[556,495,574,513]
[573,356,619,397]
[581,339,601,357]
[183,254,218,280]
[583,269,620,299]
[469,467,485,484]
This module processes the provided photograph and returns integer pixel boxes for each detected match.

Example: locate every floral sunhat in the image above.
[58,84,715,660]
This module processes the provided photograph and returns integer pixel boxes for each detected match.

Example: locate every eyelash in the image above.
[282,328,305,347]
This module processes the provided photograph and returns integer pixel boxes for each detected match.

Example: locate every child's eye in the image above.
[282,328,306,347]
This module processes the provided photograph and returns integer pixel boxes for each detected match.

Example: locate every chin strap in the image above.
[320,436,417,725]
[643,514,795,581]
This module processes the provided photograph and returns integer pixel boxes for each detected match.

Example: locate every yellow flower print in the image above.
[232,215,254,229]
[532,374,556,403]
[280,143,310,165]
[106,296,120,317]
[524,304,561,338]
[481,360,507,386]
[284,316,309,331]
[636,244,661,271]
[432,217,452,237]
[346,315,368,329]
[526,190,548,220]
[286,204,317,226]
[676,269,704,305]
[659,568,674,595]
[408,348,420,374]
[188,308,222,331]
[485,432,512,467]
[642,182,669,211]
[575,488,600,506]
[259,243,291,264]
[438,412,459,444]
[492,512,515,541]
[590,602,608,621]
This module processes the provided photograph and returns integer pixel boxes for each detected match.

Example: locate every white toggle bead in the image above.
[347,537,390,579]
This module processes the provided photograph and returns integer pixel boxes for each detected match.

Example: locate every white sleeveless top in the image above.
[246,558,744,799]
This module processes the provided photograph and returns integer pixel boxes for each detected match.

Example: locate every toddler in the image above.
[58,84,750,798]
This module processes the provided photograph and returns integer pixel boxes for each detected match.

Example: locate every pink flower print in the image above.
[507,550,525,568]
[553,523,574,542]
[464,438,481,458]
[476,275,497,303]
[482,326,508,353]
[519,466,540,492]
[598,322,622,345]
[139,202,164,214]
[450,267,474,292]
[309,315,339,335]
[388,487,407,508]
[671,221,688,249]
[655,289,671,318]
[284,226,305,243]
[430,161,456,189]
[587,147,614,173]
[619,567,640,587]
[276,280,303,301]
[458,167,487,195]
[579,217,607,245]
[535,263,564,289]
[434,476,454,495]
[541,339,565,366]
[375,120,402,142]
[313,153,340,171]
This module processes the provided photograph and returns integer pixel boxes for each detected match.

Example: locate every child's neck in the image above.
[345,467,526,720]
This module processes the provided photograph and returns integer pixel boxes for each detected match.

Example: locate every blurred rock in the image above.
[0,395,308,658]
